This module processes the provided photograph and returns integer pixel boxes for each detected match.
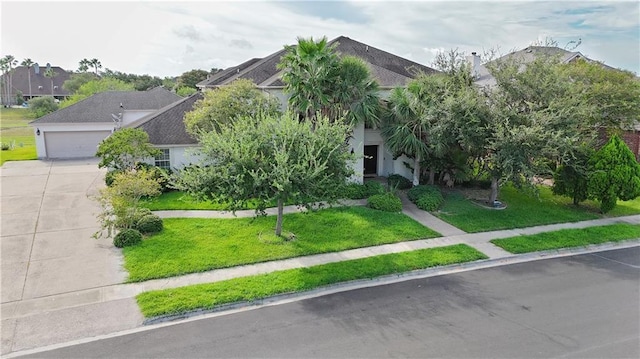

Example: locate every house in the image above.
[193,35,438,182]
[467,46,640,160]
[1,64,72,104]
[129,93,202,169]
[30,87,181,159]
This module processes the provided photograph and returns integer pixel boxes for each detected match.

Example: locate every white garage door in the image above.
[44,131,112,158]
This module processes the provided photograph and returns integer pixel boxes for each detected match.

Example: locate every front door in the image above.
[364,145,378,176]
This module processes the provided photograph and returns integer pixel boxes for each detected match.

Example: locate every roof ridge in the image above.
[129,92,199,129]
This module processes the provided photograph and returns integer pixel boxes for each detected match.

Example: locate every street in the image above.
[22,246,640,358]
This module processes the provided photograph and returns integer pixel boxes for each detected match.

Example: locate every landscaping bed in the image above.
[136,244,487,318]
[124,206,440,282]
[491,223,640,253]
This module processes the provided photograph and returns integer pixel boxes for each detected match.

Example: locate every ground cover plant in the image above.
[123,206,440,282]
[491,223,640,253]
[136,244,487,318]
[436,185,600,232]
[0,108,36,165]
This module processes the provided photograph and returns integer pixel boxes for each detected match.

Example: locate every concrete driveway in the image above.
[1,159,129,353]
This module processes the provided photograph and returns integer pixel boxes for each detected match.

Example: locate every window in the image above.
[155,149,171,169]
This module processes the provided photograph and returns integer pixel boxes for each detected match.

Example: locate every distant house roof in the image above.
[200,36,438,89]
[2,65,72,97]
[129,92,202,146]
[31,87,181,124]
[474,46,613,87]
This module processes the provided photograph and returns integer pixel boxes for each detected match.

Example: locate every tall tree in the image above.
[1,55,17,106]
[176,113,354,236]
[0,57,8,106]
[176,69,209,89]
[43,67,58,97]
[78,58,91,73]
[89,58,102,75]
[20,58,34,98]
[62,72,99,93]
[183,79,281,136]
[95,128,160,171]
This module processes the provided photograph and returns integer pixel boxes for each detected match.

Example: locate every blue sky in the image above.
[1,1,638,77]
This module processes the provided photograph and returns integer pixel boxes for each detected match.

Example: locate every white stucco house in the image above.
[30,87,181,159]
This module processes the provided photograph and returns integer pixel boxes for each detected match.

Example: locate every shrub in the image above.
[1,142,10,151]
[363,181,385,197]
[136,214,163,234]
[28,96,58,118]
[407,185,444,211]
[136,163,173,192]
[115,207,153,229]
[367,192,402,212]
[113,228,143,248]
[387,174,412,190]
[105,169,122,186]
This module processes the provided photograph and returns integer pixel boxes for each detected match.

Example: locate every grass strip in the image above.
[136,244,487,318]
[491,223,640,253]
[124,206,440,282]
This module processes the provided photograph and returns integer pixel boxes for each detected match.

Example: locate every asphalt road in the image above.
[23,247,640,358]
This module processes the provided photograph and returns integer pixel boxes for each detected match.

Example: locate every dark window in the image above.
[154,149,170,169]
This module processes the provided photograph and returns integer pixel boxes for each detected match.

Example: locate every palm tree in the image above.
[78,58,90,72]
[277,36,340,124]
[89,58,102,76]
[0,58,8,106]
[21,58,34,99]
[330,56,381,128]
[2,55,17,106]
[381,86,431,186]
[44,68,58,97]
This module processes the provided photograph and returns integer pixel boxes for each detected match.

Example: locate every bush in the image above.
[339,181,386,199]
[136,163,173,192]
[367,193,402,212]
[113,228,142,248]
[115,207,152,229]
[105,169,121,186]
[363,181,385,197]
[28,96,58,118]
[407,185,444,211]
[136,214,163,234]
[387,174,412,190]
[1,142,11,151]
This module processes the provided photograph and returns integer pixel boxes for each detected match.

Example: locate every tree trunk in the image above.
[428,168,435,185]
[489,176,499,204]
[27,70,32,99]
[275,198,284,236]
[412,154,421,186]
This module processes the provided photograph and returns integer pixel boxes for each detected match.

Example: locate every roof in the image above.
[196,58,262,88]
[129,92,201,146]
[201,36,437,88]
[31,87,181,124]
[1,65,71,97]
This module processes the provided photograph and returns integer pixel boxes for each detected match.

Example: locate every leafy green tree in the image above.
[176,113,354,236]
[62,72,99,93]
[60,78,134,108]
[588,135,640,213]
[102,68,163,91]
[552,144,593,205]
[278,37,382,128]
[176,86,197,97]
[95,128,160,170]
[28,96,58,118]
[176,69,209,89]
[183,79,281,136]
[95,168,161,238]
[20,58,34,97]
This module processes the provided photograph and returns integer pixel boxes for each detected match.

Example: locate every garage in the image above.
[44,131,111,158]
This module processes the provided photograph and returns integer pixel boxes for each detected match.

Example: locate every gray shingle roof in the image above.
[1,65,71,97]
[196,58,263,88]
[131,92,202,145]
[31,87,182,124]
[201,36,437,88]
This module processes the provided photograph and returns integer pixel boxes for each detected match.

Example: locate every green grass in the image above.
[136,244,487,318]
[491,223,640,253]
[0,107,34,129]
[140,191,279,211]
[123,206,440,282]
[0,108,37,165]
[436,186,603,232]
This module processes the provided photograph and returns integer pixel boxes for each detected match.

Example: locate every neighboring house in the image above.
[467,46,640,160]
[1,64,72,103]
[195,35,439,182]
[128,93,203,169]
[30,87,181,159]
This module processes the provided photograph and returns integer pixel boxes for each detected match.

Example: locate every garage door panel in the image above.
[44,131,111,158]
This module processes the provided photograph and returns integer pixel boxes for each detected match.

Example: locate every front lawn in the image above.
[491,223,640,253]
[0,108,37,165]
[124,206,440,282]
[136,244,487,318]
[140,191,281,211]
[436,186,602,233]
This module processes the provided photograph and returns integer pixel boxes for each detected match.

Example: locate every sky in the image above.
[1,0,639,77]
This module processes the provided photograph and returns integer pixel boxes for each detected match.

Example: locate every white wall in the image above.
[349,122,365,183]
[31,123,114,159]
[169,146,203,169]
